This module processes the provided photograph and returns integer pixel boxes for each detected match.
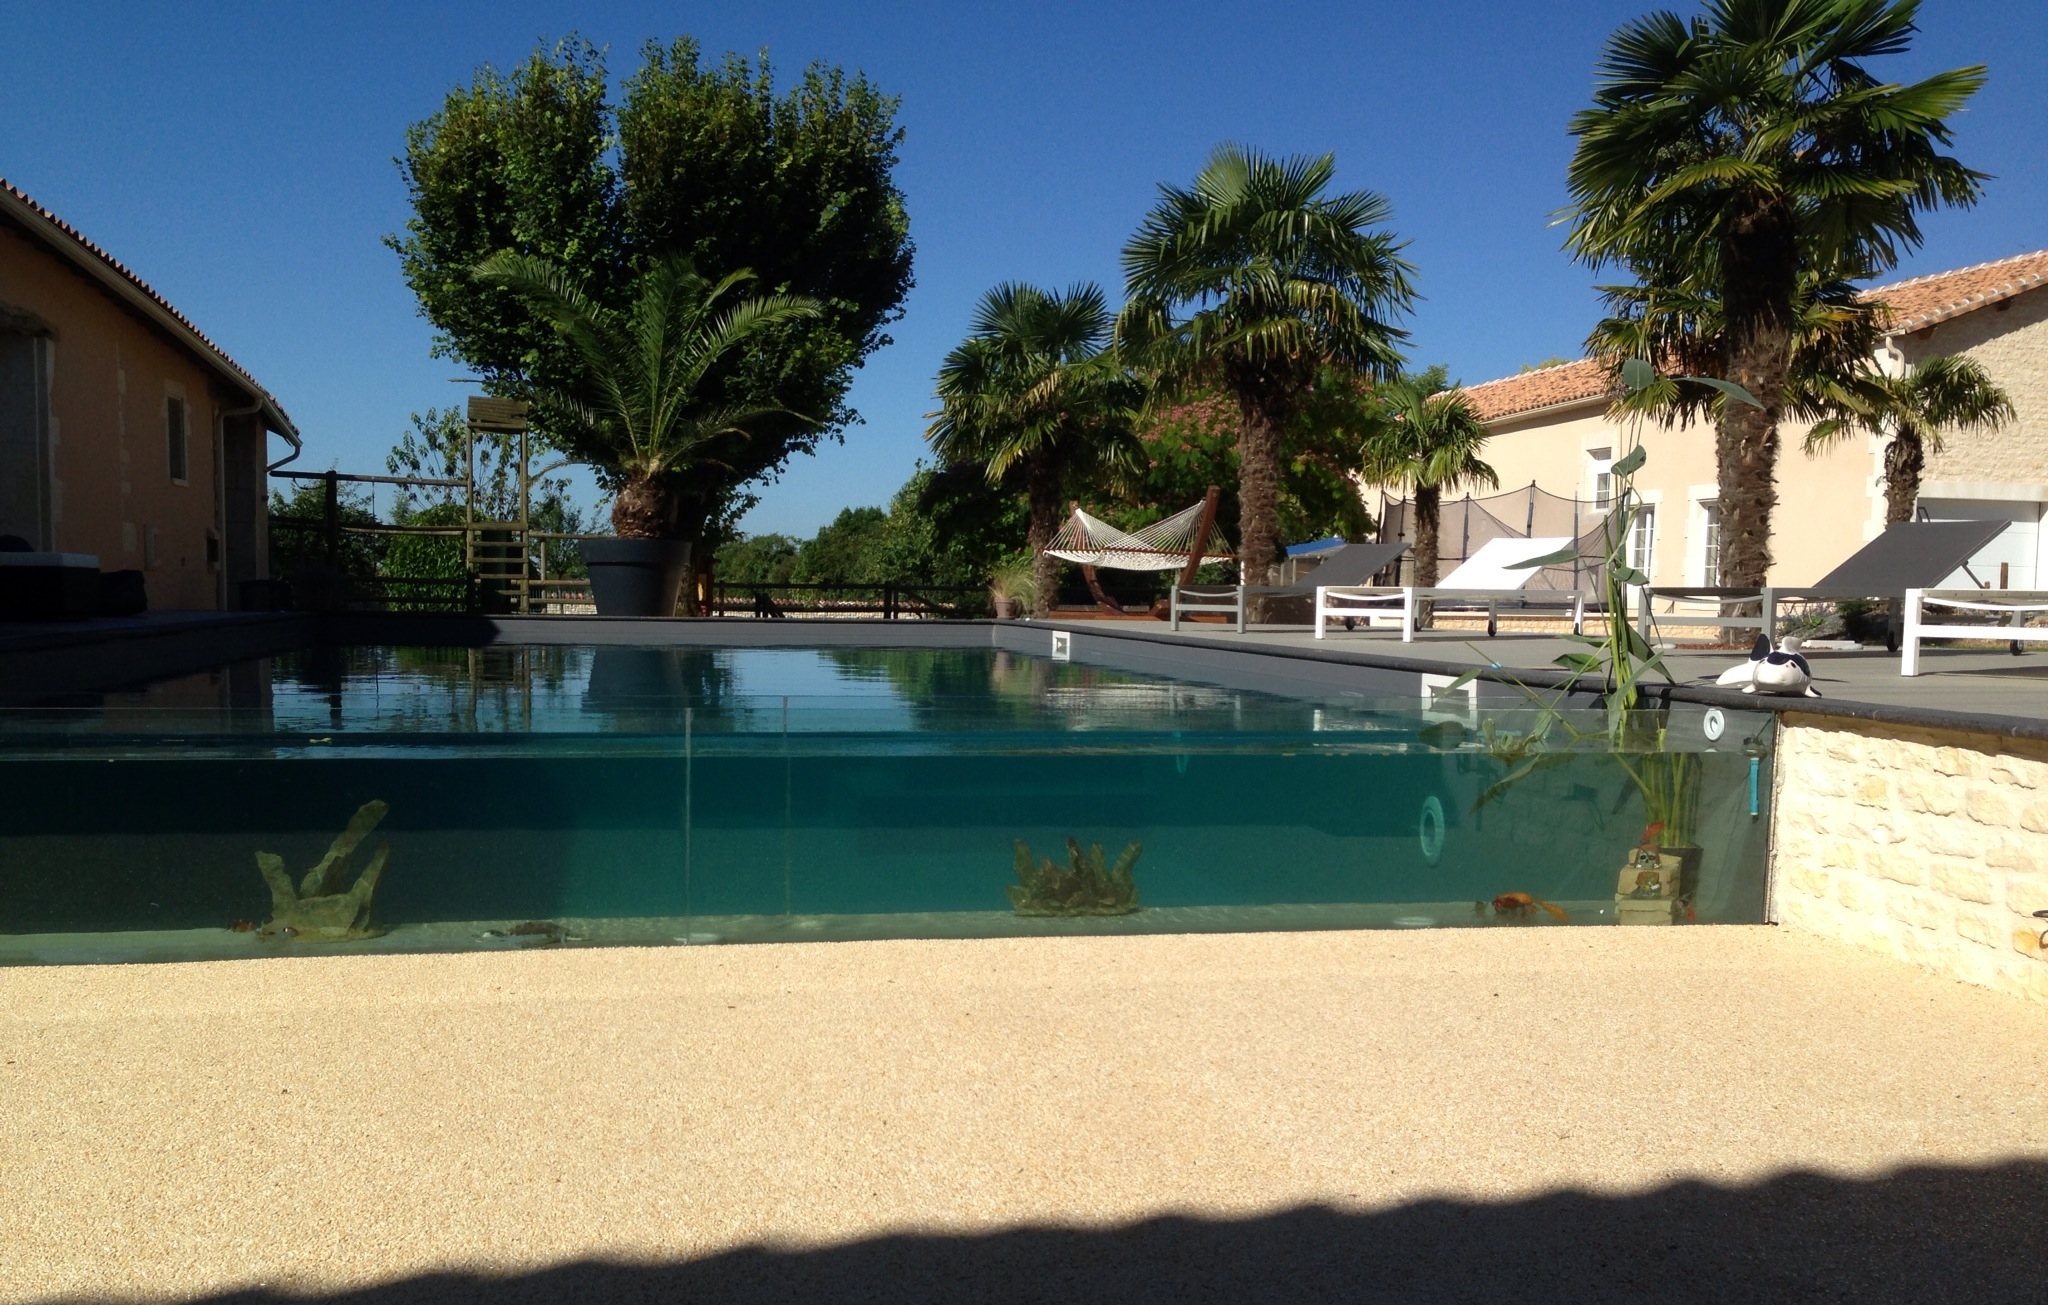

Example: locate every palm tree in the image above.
[928,282,1144,613]
[474,251,820,537]
[1563,0,1987,588]
[1361,368,1499,605]
[1118,144,1413,585]
[1807,354,2014,525]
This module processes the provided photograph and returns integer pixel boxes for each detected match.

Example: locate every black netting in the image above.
[1373,483,1613,592]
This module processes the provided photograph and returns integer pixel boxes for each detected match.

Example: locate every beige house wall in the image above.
[1418,284,2048,592]
[1463,400,1882,588]
[0,222,248,610]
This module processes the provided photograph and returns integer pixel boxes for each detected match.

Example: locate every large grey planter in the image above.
[579,538,694,617]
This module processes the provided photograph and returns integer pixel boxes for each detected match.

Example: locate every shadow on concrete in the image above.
[181,1160,2047,1304]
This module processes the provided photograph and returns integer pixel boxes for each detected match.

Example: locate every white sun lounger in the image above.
[1901,588,2048,675]
[1313,536,1586,642]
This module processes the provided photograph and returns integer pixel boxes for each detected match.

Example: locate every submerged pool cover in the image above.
[0,642,1774,963]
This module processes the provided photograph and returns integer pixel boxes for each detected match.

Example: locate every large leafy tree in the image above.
[389,37,913,550]
[928,283,1144,611]
[1360,367,1498,593]
[1118,144,1413,585]
[1563,0,1987,588]
[1807,354,2014,525]
[473,251,819,536]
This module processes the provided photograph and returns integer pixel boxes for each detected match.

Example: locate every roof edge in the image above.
[0,180,299,449]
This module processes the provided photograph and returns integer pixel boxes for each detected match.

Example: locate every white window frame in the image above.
[1683,485,1722,587]
[1585,446,1615,510]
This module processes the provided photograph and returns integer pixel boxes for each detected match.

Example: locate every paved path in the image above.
[3,929,2043,1303]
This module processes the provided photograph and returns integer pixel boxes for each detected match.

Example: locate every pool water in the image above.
[0,645,1774,963]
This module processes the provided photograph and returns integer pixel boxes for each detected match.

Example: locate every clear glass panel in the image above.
[0,646,1775,963]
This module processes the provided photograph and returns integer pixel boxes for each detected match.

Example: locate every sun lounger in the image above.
[1170,542,1408,632]
[1312,536,1587,642]
[1638,520,2012,646]
[1901,588,2048,675]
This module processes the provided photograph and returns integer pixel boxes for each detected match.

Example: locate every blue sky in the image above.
[3,1,2041,536]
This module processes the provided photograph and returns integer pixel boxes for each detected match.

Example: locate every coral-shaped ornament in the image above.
[255,800,392,941]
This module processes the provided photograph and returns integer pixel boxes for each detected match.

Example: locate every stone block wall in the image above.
[1772,711,2048,1002]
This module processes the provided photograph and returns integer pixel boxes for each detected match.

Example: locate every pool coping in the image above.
[5,609,2045,744]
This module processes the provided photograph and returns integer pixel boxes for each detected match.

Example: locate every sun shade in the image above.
[1436,536,1575,591]
[1804,520,2010,597]
[1290,542,1408,590]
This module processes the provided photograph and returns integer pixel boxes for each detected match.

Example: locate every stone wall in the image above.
[1909,284,2048,487]
[1772,711,2048,1002]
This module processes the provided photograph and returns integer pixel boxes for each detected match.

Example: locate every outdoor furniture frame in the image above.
[1640,520,2014,651]
[1169,542,1408,632]
[1312,585,1587,642]
[1900,588,2048,676]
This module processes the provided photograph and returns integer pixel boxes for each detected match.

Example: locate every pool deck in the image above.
[3,928,2044,1303]
[1049,620,2048,733]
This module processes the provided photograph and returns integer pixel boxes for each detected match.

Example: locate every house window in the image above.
[166,396,189,484]
[1628,504,1656,577]
[1587,448,1614,508]
[1700,504,1722,588]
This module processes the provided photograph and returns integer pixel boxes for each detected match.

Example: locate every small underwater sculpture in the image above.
[477,920,578,947]
[1714,634,1820,697]
[1485,891,1569,923]
[254,800,392,941]
[1009,838,1142,916]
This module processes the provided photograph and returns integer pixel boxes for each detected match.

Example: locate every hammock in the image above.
[1044,499,1232,572]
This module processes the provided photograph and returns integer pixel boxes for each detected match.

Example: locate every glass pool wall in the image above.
[0,645,1776,963]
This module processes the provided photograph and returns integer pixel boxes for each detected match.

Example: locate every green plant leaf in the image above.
[1418,720,1467,750]
[1620,358,1656,392]
[1613,565,1648,586]
[1612,445,1647,476]
[1684,376,1764,409]
[1507,545,1582,570]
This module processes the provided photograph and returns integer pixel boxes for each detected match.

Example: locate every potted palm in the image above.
[475,252,819,616]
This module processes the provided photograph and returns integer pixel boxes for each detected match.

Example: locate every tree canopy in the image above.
[390,36,913,546]
[1119,144,1413,584]
[1563,0,1987,587]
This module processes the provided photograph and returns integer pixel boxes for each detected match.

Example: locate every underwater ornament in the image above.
[1009,837,1142,916]
[254,800,392,941]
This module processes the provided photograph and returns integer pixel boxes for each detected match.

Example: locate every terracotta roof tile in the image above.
[1866,248,2048,335]
[0,177,296,442]
[1466,248,2048,423]
[1463,359,1612,422]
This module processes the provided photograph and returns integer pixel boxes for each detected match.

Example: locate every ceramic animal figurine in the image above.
[1715,633,1820,697]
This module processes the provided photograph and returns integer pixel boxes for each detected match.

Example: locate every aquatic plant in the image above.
[254,800,392,941]
[1008,837,1141,916]
[1449,361,1753,847]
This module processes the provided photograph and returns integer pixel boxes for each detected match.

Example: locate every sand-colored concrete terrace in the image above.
[3,928,2045,1303]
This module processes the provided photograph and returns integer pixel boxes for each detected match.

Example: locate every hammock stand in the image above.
[1042,486,1231,616]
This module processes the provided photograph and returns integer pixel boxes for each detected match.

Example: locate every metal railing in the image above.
[710,582,989,620]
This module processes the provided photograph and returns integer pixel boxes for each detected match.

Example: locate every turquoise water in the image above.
[0,646,1774,962]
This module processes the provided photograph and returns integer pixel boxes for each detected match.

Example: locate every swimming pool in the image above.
[0,639,1774,963]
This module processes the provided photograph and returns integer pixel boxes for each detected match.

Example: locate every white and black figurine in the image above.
[1714,634,1820,697]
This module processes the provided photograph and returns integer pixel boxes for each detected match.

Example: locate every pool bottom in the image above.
[0,898,1668,965]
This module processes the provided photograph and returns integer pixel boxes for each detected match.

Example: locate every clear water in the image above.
[0,645,1774,963]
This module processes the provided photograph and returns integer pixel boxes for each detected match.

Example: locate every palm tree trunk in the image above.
[1884,425,1925,526]
[1234,397,1283,587]
[1025,459,1063,617]
[1714,215,1795,593]
[1414,483,1441,628]
[611,470,678,540]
